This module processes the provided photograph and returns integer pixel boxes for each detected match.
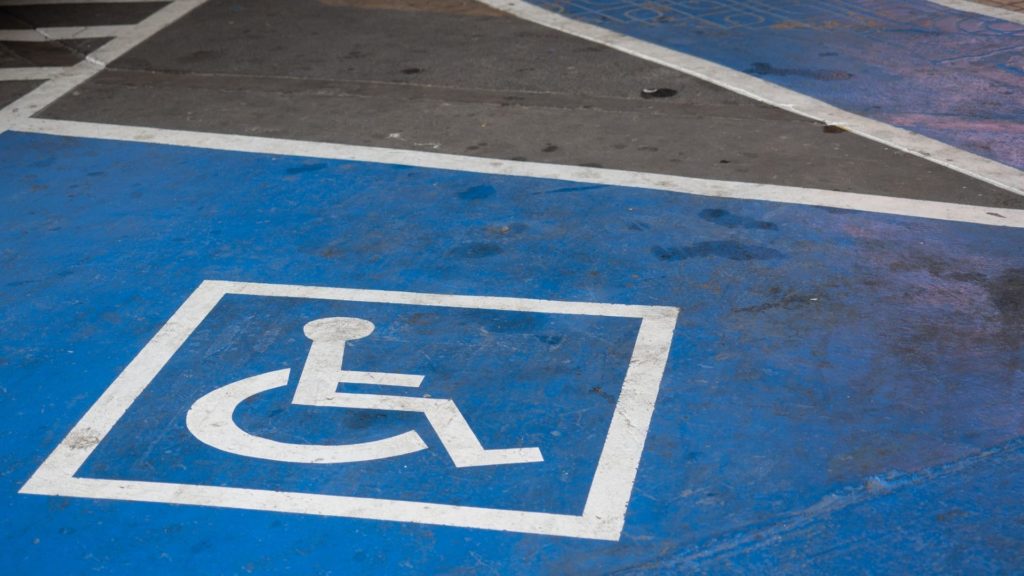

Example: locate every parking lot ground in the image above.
[2,1,1023,574]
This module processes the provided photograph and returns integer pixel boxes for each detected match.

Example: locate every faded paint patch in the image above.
[526,0,1024,171]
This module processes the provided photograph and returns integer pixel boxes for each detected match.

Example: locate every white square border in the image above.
[21,280,678,541]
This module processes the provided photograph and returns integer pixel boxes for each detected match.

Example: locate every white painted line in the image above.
[22,280,679,541]
[475,0,1024,198]
[0,67,62,81]
[0,0,165,4]
[25,476,599,539]
[0,26,128,41]
[0,29,45,42]
[39,25,131,40]
[186,369,432,465]
[229,280,674,317]
[0,0,208,125]
[19,279,225,486]
[927,0,1024,25]
[12,117,1024,229]
[582,313,676,537]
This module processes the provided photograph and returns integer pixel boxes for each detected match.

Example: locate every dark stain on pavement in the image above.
[458,184,496,200]
[747,62,853,80]
[699,208,779,230]
[889,256,1024,344]
[640,87,677,99]
[536,334,563,346]
[590,386,615,403]
[346,412,387,430]
[448,242,503,258]
[988,268,1024,325]
[652,241,783,261]
[543,184,603,194]
[320,246,344,259]
[405,312,439,325]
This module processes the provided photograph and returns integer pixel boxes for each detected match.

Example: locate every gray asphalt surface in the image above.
[22,0,1024,207]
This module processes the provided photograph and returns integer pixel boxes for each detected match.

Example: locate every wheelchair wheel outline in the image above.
[186,368,429,464]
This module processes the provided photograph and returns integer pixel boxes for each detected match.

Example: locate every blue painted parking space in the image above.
[2,131,1024,573]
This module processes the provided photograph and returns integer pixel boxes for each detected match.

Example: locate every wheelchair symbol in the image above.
[186,317,544,467]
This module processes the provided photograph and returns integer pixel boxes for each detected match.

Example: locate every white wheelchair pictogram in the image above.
[185,317,544,467]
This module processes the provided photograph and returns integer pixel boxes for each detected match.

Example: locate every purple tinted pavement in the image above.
[527,0,1024,171]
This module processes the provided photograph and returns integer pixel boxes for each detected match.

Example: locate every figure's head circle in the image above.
[303,317,376,341]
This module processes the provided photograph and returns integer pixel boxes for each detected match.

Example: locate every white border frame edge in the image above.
[20,280,679,541]
[10,117,1024,229]
[927,0,1024,25]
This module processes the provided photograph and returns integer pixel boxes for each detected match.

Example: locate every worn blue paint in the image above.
[527,0,1024,170]
[1,132,1023,573]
